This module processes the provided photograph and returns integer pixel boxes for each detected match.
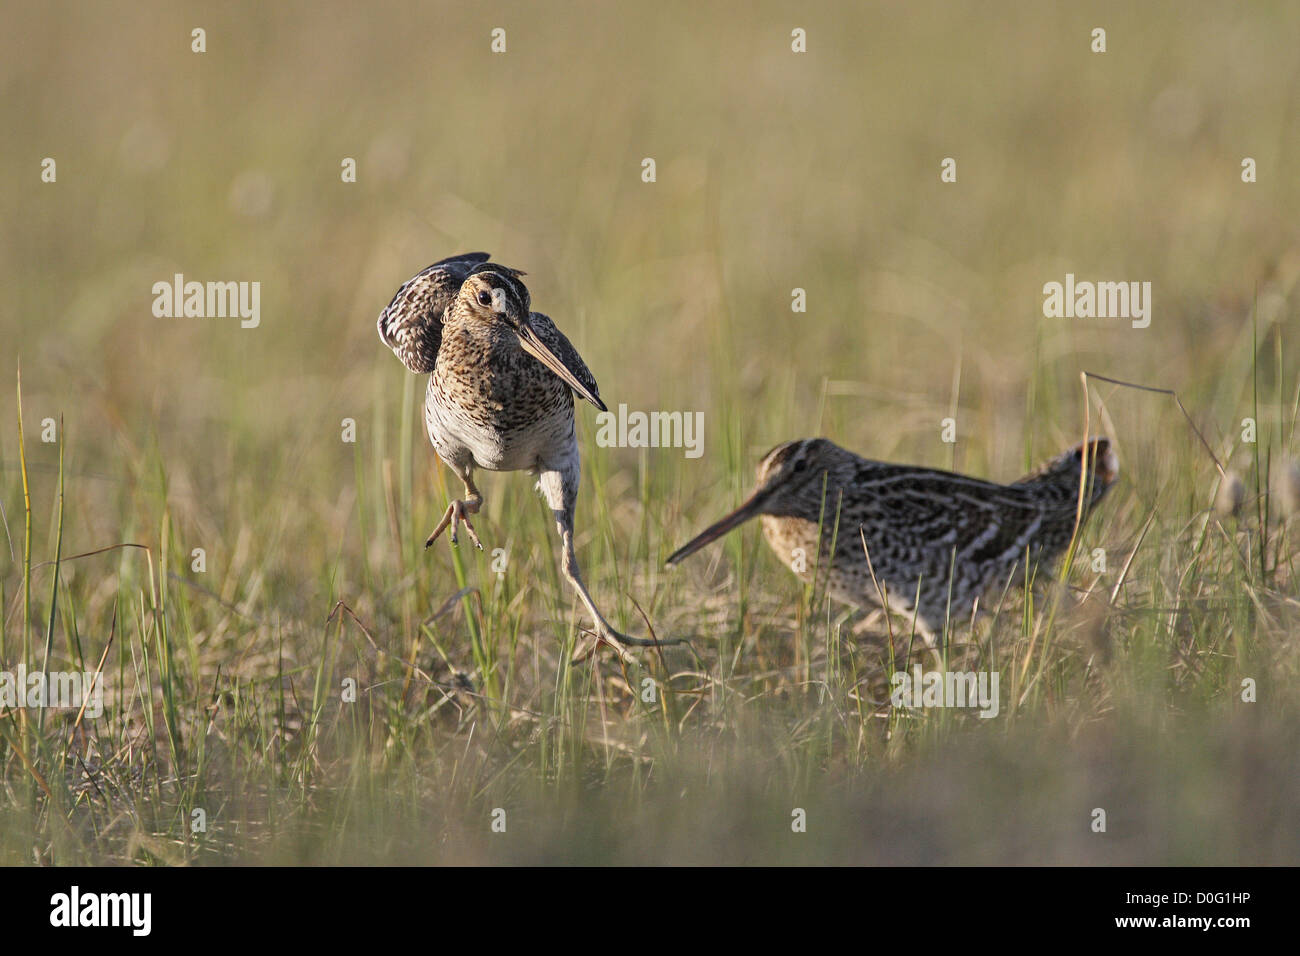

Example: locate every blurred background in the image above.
[0,0,1298,864]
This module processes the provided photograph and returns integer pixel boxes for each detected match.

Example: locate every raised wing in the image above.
[377,252,490,373]
[523,311,605,411]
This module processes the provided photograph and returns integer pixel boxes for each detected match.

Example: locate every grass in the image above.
[1,0,1299,864]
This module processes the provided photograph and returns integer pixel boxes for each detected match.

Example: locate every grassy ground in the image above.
[1,0,1298,864]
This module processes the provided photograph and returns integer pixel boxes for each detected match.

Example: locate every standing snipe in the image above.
[666,437,1118,642]
[378,252,672,653]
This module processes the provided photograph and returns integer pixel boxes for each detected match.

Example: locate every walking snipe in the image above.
[666,437,1118,642]
[378,252,672,653]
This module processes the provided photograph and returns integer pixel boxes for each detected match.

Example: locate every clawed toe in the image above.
[458,517,484,550]
[425,499,484,551]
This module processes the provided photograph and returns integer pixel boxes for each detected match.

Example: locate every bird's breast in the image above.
[761,515,823,580]
[425,335,576,473]
[761,515,875,608]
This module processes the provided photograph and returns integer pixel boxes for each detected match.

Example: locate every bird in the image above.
[377,252,673,653]
[666,437,1119,643]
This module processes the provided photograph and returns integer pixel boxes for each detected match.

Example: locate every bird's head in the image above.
[665,438,844,565]
[456,264,605,409]
[1020,437,1120,503]
[752,438,841,490]
[457,266,531,327]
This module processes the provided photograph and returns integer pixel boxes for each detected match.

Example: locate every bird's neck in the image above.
[443,315,518,349]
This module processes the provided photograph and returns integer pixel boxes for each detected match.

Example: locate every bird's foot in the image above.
[570,631,627,666]
[425,499,484,551]
[569,622,686,667]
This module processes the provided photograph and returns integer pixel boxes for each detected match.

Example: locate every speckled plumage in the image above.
[378,252,672,653]
[378,251,491,374]
[667,437,1119,641]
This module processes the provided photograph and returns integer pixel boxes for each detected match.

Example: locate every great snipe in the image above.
[666,437,1118,642]
[378,252,674,653]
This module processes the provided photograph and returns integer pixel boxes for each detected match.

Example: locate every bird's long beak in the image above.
[516,325,607,411]
[665,488,770,566]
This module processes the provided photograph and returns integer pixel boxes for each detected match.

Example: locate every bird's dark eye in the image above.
[792,458,807,473]
[477,290,493,307]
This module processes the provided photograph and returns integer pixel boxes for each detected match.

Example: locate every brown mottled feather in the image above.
[377,251,490,373]
[377,254,672,651]
[525,312,603,409]
[669,437,1119,638]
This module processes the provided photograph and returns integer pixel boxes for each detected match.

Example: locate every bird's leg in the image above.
[537,465,680,653]
[426,471,484,550]
[555,513,678,651]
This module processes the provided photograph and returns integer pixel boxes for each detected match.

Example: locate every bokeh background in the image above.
[1,0,1298,864]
